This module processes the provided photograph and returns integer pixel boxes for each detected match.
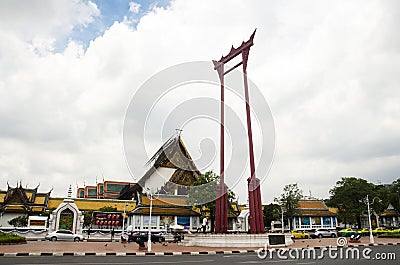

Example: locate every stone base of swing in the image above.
[179,233,294,247]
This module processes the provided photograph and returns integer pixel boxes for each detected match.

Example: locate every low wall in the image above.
[179,233,293,247]
[0,228,47,240]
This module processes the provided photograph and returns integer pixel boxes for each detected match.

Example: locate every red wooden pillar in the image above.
[242,48,264,233]
[214,62,228,233]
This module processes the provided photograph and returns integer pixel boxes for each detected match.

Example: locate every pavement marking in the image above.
[297,262,316,265]
[95,252,107,256]
[116,252,126,256]
[3,253,17,257]
[74,252,85,256]
[239,261,297,264]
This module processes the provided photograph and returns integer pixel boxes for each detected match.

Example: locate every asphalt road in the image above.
[0,246,398,265]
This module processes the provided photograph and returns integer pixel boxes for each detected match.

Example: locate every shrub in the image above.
[0,232,26,244]
[8,215,28,227]
[378,232,400,238]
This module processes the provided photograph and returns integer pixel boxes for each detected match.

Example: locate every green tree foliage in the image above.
[274,183,303,229]
[328,177,378,229]
[98,206,117,212]
[83,211,94,228]
[388,178,400,212]
[187,171,236,232]
[8,215,28,227]
[263,203,281,230]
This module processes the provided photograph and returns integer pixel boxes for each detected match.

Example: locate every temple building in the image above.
[76,180,137,199]
[0,135,203,232]
[138,135,201,196]
[292,198,337,230]
[127,135,202,230]
[0,182,51,227]
[379,203,399,228]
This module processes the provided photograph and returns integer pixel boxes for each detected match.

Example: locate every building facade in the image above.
[292,199,337,230]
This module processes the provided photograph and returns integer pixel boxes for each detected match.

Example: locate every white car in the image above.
[45,230,84,242]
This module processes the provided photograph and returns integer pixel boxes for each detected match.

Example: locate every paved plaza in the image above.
[1,236,399,256]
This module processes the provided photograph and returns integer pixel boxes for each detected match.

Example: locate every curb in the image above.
[1,243,399,257]
[0,249,257,257]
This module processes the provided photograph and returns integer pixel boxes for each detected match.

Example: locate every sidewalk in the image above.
[1,237,399,257]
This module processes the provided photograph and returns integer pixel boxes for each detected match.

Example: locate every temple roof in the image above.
[138,135,200,188]
[131,206,200,216]
[0,182,51,212]
[295,199,336,217]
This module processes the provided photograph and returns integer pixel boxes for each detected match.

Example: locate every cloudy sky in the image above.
[0,0,399,203]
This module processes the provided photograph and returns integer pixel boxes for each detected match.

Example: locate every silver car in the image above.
[309,228,337,238]
[45,230,84,242]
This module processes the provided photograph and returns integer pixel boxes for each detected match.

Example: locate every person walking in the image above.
[202,217,208,234]
[111,228,115,241]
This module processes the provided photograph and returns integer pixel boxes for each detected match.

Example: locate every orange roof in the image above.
[132,207,199,216]
[298,210,335,216]
[297,201,326,209]
[141,196,187,207]
[380,210,398,217]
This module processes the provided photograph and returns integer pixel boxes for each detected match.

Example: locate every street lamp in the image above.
[122,202,127,235]
[147,192,153,252]
[145,188,159,252]
[361,195,380,244]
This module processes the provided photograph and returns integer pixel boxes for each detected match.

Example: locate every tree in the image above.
[8,215,28,227]
[263,203,281,230]
[98,206,117,212]
[389,178,400,212]
[187,171,237,232]
[83,211,94,228]
[328,177,377,229]
[274,183,303,230]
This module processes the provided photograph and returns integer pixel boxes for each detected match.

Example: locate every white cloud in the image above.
[129,1,140,14]
[0,0,100,54]
[0,0,399,203]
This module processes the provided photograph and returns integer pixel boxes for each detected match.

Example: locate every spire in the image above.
[175,128,183,137]
[67,184,72,198]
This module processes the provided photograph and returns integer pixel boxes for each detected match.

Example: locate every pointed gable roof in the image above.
[1,183,52,212]
[138,135,200,188]
[3,184,30,205]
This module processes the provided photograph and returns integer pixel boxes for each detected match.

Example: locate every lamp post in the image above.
[147,192,153,252]
[366,195,374,244]
[122,203,127,235]
[362,195,380,244]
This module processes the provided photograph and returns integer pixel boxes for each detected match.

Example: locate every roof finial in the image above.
[175,128,183,137]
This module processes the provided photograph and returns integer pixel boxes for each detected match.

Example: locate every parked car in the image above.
[372,227,391,236]
[291,230,311,239]
[338,228,357,237]
[45,230,84,242]
[128,231,165,243]
[309,228,337,238]
[356,228,370,236]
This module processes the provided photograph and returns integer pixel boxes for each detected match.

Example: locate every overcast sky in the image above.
[0,0,399,203]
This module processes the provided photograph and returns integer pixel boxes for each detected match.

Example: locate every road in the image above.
[0,246,398,265]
